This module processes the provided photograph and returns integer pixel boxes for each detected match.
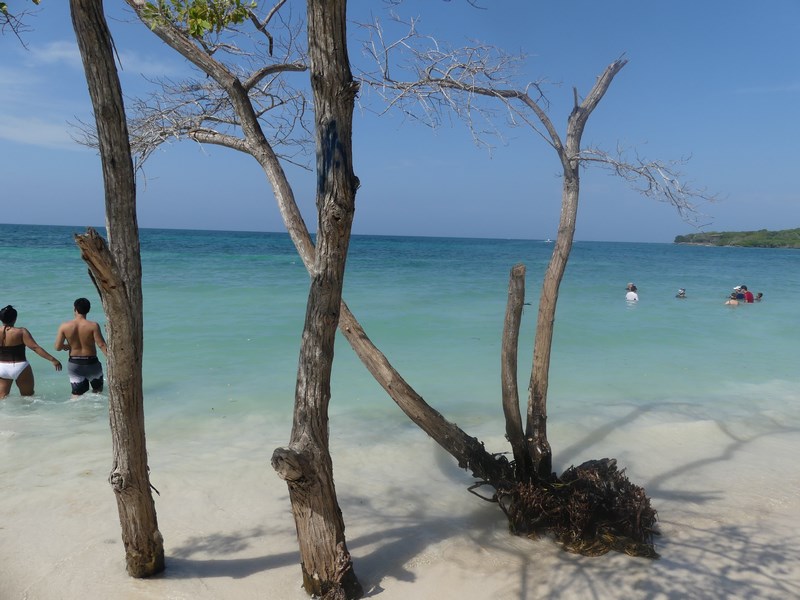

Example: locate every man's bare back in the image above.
[55,298,107,397]
[56,316,107,357]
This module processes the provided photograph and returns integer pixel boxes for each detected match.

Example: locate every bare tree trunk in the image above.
[70,0,164,577]
[271,2,362,598]
[526,173,576,479]
[501,264,529,479]
[526,61,627,478]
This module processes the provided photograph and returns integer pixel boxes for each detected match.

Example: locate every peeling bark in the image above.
[274,1,362,597]
[70,0,163,577]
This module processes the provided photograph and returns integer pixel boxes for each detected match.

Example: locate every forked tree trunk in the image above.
[525,61,626,478]
[70,0,164,577]
[270,1,362,598]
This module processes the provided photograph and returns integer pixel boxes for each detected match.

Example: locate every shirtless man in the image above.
[55,298,108,396]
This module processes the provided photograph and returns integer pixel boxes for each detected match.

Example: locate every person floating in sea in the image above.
[725,293,740,306]
[755,292,764,301]
[676,288,686,299]
[740,285,754,303]
[54,298,108,397]
[0,305,62,399]
[625,284,639,302]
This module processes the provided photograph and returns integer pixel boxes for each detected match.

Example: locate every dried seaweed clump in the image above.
[499,458,660,558]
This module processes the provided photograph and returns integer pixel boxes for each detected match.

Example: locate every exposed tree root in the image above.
[493,458,660,559]
[320,586,346,600]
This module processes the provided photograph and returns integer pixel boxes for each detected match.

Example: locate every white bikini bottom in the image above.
[0,360,30,380]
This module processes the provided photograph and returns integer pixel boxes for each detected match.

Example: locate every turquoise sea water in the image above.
[1,223,798,430]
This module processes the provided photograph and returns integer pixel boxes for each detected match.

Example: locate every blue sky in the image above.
[2,1,799,242]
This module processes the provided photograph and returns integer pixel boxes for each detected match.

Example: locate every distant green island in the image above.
[674,228,800,248]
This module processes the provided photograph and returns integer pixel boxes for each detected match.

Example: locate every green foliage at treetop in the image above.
[674,228,800,248]
[142,0,255,39]
[1,0,42,16]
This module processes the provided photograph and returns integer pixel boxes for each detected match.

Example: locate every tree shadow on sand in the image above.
[151,404,800,598]
[157,526,300,580]
[337,403,800,599]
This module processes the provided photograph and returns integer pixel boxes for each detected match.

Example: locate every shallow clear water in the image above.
[1,223,798,447]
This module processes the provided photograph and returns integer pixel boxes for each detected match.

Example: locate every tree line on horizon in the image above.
[674,228,800,248]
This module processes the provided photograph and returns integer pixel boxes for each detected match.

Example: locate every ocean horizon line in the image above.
[1,221,675,245]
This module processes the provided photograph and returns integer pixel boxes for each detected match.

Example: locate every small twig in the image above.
[467,481,497,503]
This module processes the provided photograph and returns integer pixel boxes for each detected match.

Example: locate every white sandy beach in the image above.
[3,399,800,600]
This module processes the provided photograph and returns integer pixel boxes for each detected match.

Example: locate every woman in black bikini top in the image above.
[0,305,62,399]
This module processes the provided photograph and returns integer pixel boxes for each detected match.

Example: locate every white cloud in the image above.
[28,40,83,69]
[115,50,186,79]
[0,64,30,88]
[0,59,90,145]
[22,38,184,79]
[0,115,83,150]
[0,36,188,153]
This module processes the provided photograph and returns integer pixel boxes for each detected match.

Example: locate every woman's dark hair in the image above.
[0,305,18,326]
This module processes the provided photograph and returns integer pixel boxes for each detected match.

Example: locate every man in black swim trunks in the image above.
[54,298,108,397]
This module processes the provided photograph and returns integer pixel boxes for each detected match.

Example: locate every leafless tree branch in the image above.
[358,13,550,153]
[1,4,38,46]
[73,2,312,173]
[122,73,311,168]
[581,146,717,222]
[360,16,711,220]
[247,0,287,55]
[243,61,306,90]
